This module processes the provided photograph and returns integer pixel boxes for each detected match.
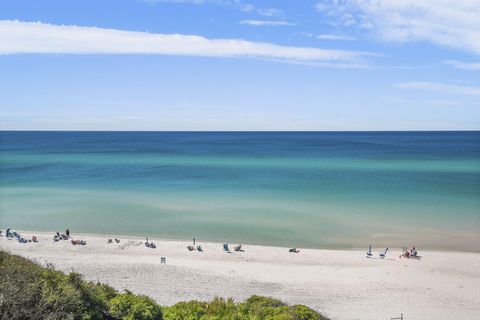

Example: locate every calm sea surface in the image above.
[1,131,479,250]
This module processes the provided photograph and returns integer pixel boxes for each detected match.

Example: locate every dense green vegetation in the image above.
[0,250,328,320]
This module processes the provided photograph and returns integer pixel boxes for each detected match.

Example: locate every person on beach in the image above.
[193,238,196,246]
[66,229,70,237]
[411,247,418,257]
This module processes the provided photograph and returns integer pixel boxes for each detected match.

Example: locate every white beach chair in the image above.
[379,248,388,259]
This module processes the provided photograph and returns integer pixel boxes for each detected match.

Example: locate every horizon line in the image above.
[1,129,479,133]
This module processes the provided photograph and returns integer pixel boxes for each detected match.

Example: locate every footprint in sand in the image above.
[119,240,138,249]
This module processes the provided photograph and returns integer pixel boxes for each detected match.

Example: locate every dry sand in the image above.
[1,231,479,320]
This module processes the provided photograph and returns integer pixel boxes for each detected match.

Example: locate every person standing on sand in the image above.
[193,238,196,246]
[66,229,70,237]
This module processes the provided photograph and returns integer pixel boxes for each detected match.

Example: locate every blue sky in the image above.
[0,0,479,130]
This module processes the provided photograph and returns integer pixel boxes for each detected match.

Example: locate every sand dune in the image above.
[1,231,479,320]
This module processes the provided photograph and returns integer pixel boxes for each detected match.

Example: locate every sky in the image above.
[0,0,479,131]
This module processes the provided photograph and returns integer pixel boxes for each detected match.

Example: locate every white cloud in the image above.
[239,20,295,27]
[144,0,283,16]
[257,8,284,17]
[395,81,480,96]
[428,99,460,106]
[315,0,480,54]
[316,34,355,41]
[0,20,368,66]
[443,60,480,71]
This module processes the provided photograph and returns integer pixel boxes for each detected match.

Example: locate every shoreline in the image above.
[2,229,480,320]
[4,227,480,254]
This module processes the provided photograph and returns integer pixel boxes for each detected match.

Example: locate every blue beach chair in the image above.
[366,245,372,258]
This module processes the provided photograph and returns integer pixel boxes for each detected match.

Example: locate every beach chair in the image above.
[160,257,166,264]
[379,248,388,259]
[366,245,372,257]
[223,243,229,252]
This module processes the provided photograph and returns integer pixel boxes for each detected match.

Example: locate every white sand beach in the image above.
[1,231,479,320]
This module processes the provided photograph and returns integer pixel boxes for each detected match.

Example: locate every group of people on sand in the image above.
[366,245,420,259]
[222,243,243,253]
[185,239,247,253]
[188,239,299,254]
[71,239,87,246]
[53,229,70,242]
[187,238,204,252]
[145,237,156,248]
[51,229,87,246]
[2,228,37,244]
[399,247,419,259]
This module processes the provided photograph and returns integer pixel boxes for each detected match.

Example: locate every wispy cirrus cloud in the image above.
[0,20,369,67]
[395,81,480,96]
[256,8,283,17]
[316,0,480,54]
[443,60,480,71]
[144,0,283,16]
[239,20,295,27]
[316,34,355,41]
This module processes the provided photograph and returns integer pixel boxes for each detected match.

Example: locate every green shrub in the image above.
[162,301,207,320]
[162,295,325,320]
[0,250,112,320]
[108,292,162,320]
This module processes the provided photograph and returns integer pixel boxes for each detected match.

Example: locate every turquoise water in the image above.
[1,131,479,250]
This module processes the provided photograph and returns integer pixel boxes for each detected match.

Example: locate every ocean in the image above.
[1,131,479,251]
